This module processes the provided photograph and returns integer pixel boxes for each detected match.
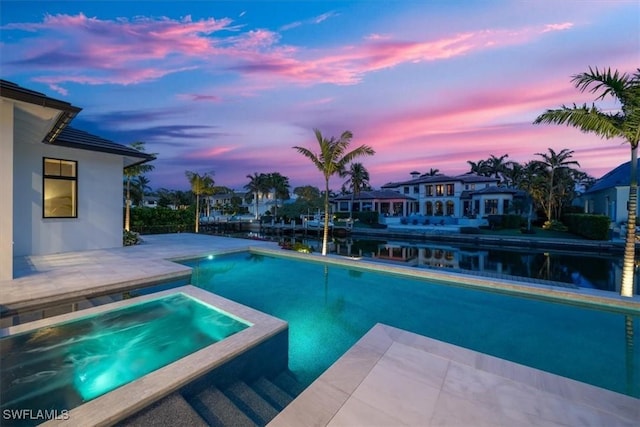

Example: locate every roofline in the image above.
[0,80,82,143]
[50,138,155,162]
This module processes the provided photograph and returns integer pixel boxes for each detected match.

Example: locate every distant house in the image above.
[381,173,524,218]
[331,190,418,217]
[465,186,528,217]
[1,80,154,280]
[581,160,638,224]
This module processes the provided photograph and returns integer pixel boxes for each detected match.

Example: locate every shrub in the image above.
[123,230,142,246]
[129,206,194,234]
[562,214,610,240]
[542,220,568,232]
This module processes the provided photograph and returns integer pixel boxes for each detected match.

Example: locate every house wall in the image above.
[471,193,513,216]
[583,187,633,224]
[13,138,123,256]
[0,101,14,280]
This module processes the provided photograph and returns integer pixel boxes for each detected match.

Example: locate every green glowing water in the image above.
[0,293,249,415]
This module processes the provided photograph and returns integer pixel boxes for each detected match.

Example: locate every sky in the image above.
[1,1,638,192]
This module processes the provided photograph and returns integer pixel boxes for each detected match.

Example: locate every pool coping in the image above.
[248,247,640,313]
[268,323,639,426]
[1,285,288,427]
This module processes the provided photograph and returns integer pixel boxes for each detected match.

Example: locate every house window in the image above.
[339,201,349,211]
[484,199,498,215]
[435,185,444,196]
[413,185,419,194]
[43,158,77,218]
[503,199,510,214]
[425,185,433,196]
[446,184,454,196]
[446,200,455,216]
[435,201,444,215]
[425,201,433,215]
[403,186,410,194]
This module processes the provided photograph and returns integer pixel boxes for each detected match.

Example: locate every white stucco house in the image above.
[331,190,418,217]
[381,172,525,218]
[1,80,154,280]
[580,160,638,224]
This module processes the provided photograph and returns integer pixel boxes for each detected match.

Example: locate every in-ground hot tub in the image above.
[0,286,288,426]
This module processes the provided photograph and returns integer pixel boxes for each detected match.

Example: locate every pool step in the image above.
[250,376,294,410]
[189,385,258,427]
[116,392,208,426]
[271,370,306,397]
[119,374,305,426]
[224,381,279,425]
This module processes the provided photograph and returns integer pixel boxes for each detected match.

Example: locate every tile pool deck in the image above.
[270,324,639,427]
[1,233,639,426]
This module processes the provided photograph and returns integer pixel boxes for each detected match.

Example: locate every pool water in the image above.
[185,252,640,398]
[0,293,249,413]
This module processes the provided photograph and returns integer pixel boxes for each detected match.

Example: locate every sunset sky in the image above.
[1,1,638,191]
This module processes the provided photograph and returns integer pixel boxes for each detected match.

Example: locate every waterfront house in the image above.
[0,80,154,280]
[580,160,640,225]
[331,190,418,217]
[381,172,519,217]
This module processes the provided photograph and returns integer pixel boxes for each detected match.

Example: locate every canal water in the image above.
[267,233,637,295]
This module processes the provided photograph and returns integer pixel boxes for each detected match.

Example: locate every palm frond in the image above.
[534,103,623,139]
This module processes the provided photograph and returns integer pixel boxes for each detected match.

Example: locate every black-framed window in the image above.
[43,158,77,218]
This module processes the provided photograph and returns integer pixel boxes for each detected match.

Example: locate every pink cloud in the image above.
[3,12,579,93]
[543,22,574,32]
[184,145,236,159]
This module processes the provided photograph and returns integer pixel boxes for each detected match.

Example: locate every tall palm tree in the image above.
[123,142,156,231]
[294,129,375,255]
[343,162,371,220]
[533,148,579,223]
[268,172,290,218]
[244,172,269,219]
[185,171,214,233]
[534,67,640,297]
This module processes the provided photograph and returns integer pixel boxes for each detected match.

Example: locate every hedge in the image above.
[562,214,610,240]
[128,206,195,234]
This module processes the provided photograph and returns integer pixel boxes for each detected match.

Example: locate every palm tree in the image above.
[185,171,214,233]
[268,172,290,218]
[343,162,371,220]
[467,159,490,176]
[245,173,269,219]
[123,142,156,231]
[533,148,579,224]
[131,175,151,206]
[486,154,512,185]
[534,67,640,297]
[294,129,375,255]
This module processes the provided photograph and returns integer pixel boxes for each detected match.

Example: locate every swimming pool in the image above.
[184,250,640,398]
[0,291,250,415]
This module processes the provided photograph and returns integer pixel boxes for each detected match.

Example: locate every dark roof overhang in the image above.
[55,127,156,167]
[0,79,82,143]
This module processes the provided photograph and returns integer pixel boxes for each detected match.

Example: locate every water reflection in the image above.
[326,238,638,295]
